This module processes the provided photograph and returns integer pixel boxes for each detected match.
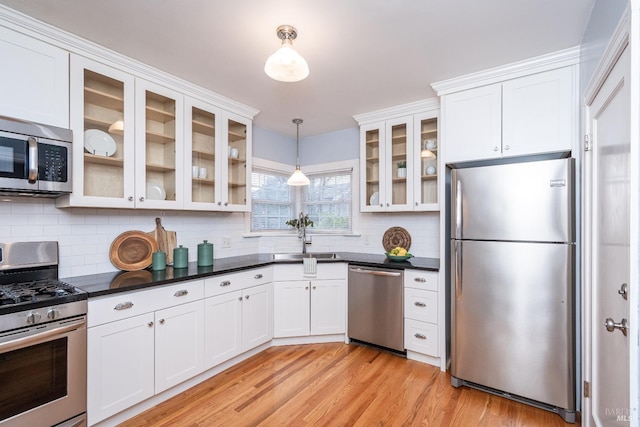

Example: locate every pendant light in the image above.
[264,25,309,83]
[287,118,310,186]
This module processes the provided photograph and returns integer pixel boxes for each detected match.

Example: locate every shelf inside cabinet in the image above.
[391,177,408,183]
[421,174,438,181]
[192,177,214,185]
[391,133,408,141]
[84,87,124,111]
[228,130,246,142]
[228,181,247,188]
[146,105,175,123]
[146,130,175,144]
[366,138,379,145]
[228,157,245,165]
[366,179,381,184]
[192,119,215,136]
[193,150,215,161]
[84,153,124,167]
[146,162,175,173]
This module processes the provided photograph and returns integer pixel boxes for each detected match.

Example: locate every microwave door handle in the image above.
[27,136,38,183]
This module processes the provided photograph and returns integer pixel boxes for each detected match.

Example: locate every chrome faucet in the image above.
[297,212,312,254]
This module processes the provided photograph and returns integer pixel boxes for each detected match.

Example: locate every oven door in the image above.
[0,316,87,427]
[0,131,29,184]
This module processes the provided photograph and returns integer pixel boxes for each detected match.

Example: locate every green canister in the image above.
[197,240,214,267]
[173,245,188,268]
[152,250,166,271]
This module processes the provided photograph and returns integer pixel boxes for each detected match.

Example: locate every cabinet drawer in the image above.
[404,319,438,357]
[273,262,346,281]
[404,269,438,291]
[404,288,437,324]
[88,280,204,327]
[204,267,272,298]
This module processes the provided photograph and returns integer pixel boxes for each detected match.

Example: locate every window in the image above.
[303,171,352,232]
[251,159,354,234]
[250,168,292,231]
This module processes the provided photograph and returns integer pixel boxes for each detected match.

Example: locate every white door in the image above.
[585,46,632,426]
[242,283,273,350]
[310,279,346,335]
[273,281,310,338]
[203,291,243,368]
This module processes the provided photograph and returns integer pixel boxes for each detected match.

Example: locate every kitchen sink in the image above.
[272,252,342,262]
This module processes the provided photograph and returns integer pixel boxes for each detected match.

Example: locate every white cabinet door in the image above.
[87,313,155,425]
[154,300,205,393]
[310,279,346,335]
[360,121,386,212]
[219,111,252,211]
[384,116,414,211]
[0,26,69,128]
[442,84,502,163]
[502,67,575,157]
[274,281,310,338]
[135,78,184,209]
[242,283,273,350]
[204,290,243,368]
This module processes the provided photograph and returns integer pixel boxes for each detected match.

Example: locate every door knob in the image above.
[603,318,628,336]
[618,283,628,300]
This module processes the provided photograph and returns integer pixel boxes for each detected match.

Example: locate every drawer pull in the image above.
[254,273,263,279]
[414,333,427,340]
[114,302,134,311]
[174,289,188,297]
[414,277,427,283]
[414,301,426,307]
[220,280,231,287]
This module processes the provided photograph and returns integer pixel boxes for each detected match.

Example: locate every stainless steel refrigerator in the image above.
[450,158,576,423]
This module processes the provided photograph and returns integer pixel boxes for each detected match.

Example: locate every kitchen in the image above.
[0,1,637,426]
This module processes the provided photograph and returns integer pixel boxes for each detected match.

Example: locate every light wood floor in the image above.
[120,343,577,426]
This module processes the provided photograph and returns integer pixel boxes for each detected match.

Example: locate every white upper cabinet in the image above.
[441,66,577,164]
[0,26,69,128]
[356,99,440,212]
[135,79,185,209]
[60,55,136,208]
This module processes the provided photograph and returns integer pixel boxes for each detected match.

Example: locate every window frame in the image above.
[246,158,359,236]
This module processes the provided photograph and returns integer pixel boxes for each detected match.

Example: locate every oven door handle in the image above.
[0,318,85,354]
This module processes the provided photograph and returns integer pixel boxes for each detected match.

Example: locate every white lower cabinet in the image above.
[203,268,273,369]
[403,269,440,366]
[273,263,347,338]
[87,280,205,425]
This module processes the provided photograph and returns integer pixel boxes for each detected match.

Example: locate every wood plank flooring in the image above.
[119,343,577,426]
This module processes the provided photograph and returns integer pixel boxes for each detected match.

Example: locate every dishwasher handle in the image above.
[349,267,401,277]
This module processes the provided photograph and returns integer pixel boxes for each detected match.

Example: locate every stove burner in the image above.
[0,280,80,307]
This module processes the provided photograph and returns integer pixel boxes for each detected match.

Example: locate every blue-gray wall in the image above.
[253,125,359,166]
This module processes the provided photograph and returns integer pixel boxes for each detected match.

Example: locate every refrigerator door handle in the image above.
[454,240,462,296]
[455,179,462,238]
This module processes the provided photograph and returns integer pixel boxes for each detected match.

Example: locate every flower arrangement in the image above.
[285,213,314,230]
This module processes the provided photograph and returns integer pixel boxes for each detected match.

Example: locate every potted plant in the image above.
[285,213,314,237]
[397,160,407,178]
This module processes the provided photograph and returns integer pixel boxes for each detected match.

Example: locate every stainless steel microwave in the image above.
[0,115,72,197]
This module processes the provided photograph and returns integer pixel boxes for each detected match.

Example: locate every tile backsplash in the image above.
[0,198,440,278]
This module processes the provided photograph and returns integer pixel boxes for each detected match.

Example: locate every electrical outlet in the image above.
[222,237,231,248]
[363,235,370,245]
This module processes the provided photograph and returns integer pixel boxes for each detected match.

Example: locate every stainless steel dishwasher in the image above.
[348,265,404,352]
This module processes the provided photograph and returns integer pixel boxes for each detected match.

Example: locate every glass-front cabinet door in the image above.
[184,99,219,209]
[413,112,439,210]
[385,116,413,211]
[360,122,385,212]
[222,113,251,211]
[135,79,184,209]
[61,55,135,208]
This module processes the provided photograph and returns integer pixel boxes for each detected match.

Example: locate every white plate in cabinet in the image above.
[404,269,438,292]
[404,318,438,357]
[404,288,437,324]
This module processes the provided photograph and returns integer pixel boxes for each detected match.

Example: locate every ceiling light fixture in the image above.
[287,118,310,186]
[264,25,309,82]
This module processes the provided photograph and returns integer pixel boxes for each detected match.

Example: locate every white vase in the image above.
[397,167,407,178]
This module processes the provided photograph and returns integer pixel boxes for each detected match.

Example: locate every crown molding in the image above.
[353,97,440,125]
[431,46,581,96]
[0,5,260,119]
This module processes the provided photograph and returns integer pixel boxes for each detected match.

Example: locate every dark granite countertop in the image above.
[63,252,439,298]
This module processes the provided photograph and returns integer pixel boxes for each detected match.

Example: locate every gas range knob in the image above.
[26,312,42,325]
[47,309,61,320]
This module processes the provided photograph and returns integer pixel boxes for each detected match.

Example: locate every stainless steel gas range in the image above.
[0,241,87,427]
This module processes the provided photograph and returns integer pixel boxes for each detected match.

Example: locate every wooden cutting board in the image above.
[147,217,177,264]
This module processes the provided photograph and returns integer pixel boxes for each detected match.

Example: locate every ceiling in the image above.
[0,1,595,138]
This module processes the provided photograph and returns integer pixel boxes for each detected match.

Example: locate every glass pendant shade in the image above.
[265,25,309,82]
[287,166,310,186]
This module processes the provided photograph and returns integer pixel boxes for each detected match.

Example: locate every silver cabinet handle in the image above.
[220,280,231,287]
[348,267,401,277]
[493,146,499,152]
[414,333,427,340]
[27,136,38,183]
[217,201,222,206]
[254,274,263,279]
[312,286,316,290]
[238,296,242,301]
[114,302,134,310]
[414,301,426,307]
[159,319,165,324]
[504,145,510,150]
[148,321,153,327]
[139,196,145,202]
[174,289,188,297]
[414,277,426,283]
[128,196,134,201]
[618,283,628,300]
[245,295,250,300]
[603,318,628,336]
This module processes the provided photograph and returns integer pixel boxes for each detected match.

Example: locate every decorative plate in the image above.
[84,129,116,157]
[109,230,159,271]
[382,226,412,252]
